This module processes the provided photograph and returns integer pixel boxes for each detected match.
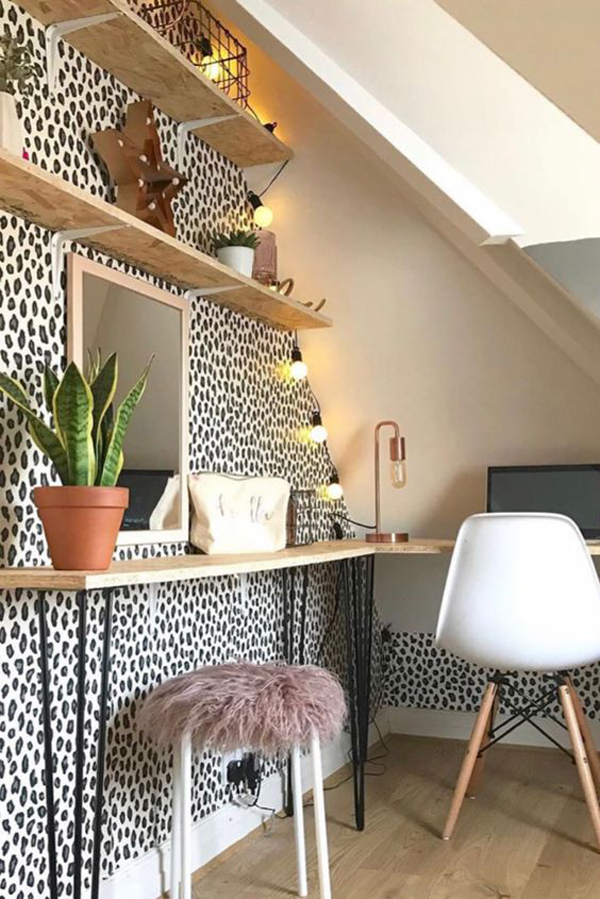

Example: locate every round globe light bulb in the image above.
[202,55,221,82]
[290,359,308,381]
[310,423,328,444]
[326,480,344,501]
[253,204,274,228]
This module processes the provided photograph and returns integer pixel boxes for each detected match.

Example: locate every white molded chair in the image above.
[436,513,600,847]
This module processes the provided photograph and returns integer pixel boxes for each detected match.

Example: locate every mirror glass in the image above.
[69,255,188,543]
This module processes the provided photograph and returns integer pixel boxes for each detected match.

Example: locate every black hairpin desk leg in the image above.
[37,588,115,899]
[282,566,310,817]
[37,591,58,899]
[341,554,375,832]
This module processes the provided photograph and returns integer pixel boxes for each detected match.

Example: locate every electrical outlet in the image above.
[226,751,261,795]
[221,750,239,784]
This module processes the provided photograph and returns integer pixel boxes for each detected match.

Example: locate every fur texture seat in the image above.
[138,662,346,754]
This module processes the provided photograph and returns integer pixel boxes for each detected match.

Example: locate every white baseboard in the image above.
[386,705,600,748]
[100,716,388,899]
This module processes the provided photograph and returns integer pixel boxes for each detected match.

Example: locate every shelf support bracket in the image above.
[176,115,239,170]
[51,225,128,299]
[46,13,123,93]
[184,285,245,301]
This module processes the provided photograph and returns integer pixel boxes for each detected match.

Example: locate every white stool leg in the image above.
[310,733,331,899]
[180,732,193,899]
[170,741,182,899]
[291,745,308,897]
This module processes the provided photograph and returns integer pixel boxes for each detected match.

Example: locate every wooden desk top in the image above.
[1,537,598,591]
[0,539,454,591]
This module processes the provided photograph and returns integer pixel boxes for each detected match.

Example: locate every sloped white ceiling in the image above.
[436,0,600,144]
[225,0,600,248]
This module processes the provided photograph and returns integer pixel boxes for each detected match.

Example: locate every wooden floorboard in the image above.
[192,734,600,898]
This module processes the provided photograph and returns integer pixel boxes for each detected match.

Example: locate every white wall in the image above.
[230,0,600,248]
[436,0,600,145]
[238,24,600,636]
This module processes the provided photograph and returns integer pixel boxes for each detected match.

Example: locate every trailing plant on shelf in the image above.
[0,28,39,156]
[0,352,153,570]
[0,29,38,96]
[213,230,260,278]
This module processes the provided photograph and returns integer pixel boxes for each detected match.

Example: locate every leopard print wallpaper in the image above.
[383,631,600,721]
[0,2,361,897]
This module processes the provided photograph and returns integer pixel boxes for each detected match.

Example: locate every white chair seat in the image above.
[435,512,600,849]
[436,513,600,671]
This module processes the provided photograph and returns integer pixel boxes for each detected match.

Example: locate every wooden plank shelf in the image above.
[16,0,292,168]
[0,150,330,330]
[0,540,454,590]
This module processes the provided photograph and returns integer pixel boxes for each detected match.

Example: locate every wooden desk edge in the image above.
[0,539,455,591]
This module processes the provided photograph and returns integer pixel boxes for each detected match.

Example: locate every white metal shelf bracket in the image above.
[176,115,238,169]
[184,285,244,301]
[46,12,123,93]
[51,225,128,299]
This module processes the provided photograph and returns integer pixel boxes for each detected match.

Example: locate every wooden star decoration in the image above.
[92,100,187,236]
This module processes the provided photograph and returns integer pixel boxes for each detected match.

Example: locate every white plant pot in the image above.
[0,93,23,156]
[217,245,255,278]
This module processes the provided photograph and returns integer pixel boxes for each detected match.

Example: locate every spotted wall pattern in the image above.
[383,631,600,720]
[0,2,369,897]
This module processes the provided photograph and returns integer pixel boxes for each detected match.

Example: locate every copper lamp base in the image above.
[366,532,409,544]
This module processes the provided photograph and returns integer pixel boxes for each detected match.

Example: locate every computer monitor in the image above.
[117,469,174,530]
[487,464,600,539]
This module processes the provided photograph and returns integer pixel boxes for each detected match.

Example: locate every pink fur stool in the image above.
[139,662,346,899]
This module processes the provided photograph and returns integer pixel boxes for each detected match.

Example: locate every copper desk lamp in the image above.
[366,420,408,543]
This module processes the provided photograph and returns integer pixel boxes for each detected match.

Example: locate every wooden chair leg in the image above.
[442,682,498,840]
[566,677,600,793]
[467,691,499,800]
[559,684,600,851]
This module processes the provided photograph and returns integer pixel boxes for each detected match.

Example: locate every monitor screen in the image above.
[117,469,174,530]
[487,465,600,539]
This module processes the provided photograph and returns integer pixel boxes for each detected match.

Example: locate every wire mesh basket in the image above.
[136,0,251,109]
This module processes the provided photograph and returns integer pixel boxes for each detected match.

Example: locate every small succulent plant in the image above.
[0,29,39,96]
[213,230,260,251]
[0,352,152,486]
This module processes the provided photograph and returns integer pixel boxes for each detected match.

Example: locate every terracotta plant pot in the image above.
[33,486,129,571]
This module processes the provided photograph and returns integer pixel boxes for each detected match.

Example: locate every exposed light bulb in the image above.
[390,459,407,488]
[290,346,308,381]
[310,411,328,443]
[311,425,328,443]
[253,203,273,228]
[325,476,344,501]
[248,190,274,228]
[291,359,307,380]
[202,54,221,81]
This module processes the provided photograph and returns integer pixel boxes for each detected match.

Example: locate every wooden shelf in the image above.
[0,541,374,590]
[16,0,292,168]
[0,539,458,590]
[4,534,600,591]
[0,150,331,330]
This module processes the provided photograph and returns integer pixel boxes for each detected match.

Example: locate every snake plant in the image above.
[0,353,152,486]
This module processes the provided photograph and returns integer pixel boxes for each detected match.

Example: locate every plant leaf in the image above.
[0,371,69,481]
[0,370,33,415]
[96,401,114,485]
[90,352,117,465]
[53,362,95,486]
[27,418,69,484]
[42,364,60,417]
[100,357,153,487]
